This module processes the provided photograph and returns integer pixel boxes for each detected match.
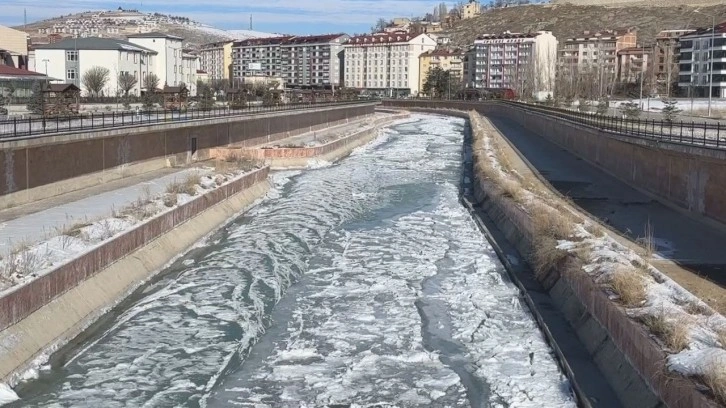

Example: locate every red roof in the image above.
[0,65,46,77]
[421,48,464,57]
[281,33,346,45]
[234,36,292,47]
[347,32,416,44]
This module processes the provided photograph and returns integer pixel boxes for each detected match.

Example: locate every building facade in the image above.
[461,0,482,20]
[280,34,349,89]
[654,29,695,92]
[181,53,199,95]
[419,48,464,93]
[558,29,637,76]
[232,36,290,83]
[34,37,157,96]
[0,25,29,69]
[199,41,234,82]
[678,22,726,98]
[127,32,184,90]
[466,31,557,99]
[616,46,650,83]
[343,32,437,96]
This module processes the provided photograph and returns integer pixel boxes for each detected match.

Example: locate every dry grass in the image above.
[584,222,606,238]
[639,219,656,259]
[689,108,726,120]
[166,173,200,196]
[56,221,92,237]
[702,358,726,405]
[608,266,647,307]
[163,194,178,208]
[640,311,690,352]
[717,329,726,349]
[500,179,525,202]
[531,206,573,240]
[531,236,567,278]
[683,300,714,316]
[121,199,157,221]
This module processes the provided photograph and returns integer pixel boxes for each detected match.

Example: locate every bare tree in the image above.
[144,73,160,91]
[371,18,388,33]
[82,66,110,97]
[118,72,138,96]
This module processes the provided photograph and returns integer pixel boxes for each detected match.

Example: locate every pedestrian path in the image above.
[0,168,205,255]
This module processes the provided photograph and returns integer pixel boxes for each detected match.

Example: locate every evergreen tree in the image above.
[0,92,7,115]
[596,98,609,116]
[27,82,44,115]
[197,82,215,110]
[661,98,681,123]
[619,100,641,119]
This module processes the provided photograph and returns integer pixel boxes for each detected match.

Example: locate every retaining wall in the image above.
[383,100,726,226]
[0,104,374,208]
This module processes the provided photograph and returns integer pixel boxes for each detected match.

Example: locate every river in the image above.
[11,114,575,407]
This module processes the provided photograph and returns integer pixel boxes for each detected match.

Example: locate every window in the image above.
[67,69,76,80]
[134,53,138,63]
[66,50,78,61]
[174,65,177,73]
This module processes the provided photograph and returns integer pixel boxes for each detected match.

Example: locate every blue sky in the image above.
[0,0,454,35]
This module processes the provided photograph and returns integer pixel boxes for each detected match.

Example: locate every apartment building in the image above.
[34,37,156,96]
[654,29,695,90]
[419,48,464,93]
[678,22,726,98]
[181,53,199,95]
[232,36,290,83]
[466,31,557,98]
[199,41,234,81]
[343,32,437,96]
[280,34,349,89]
[461,0,482,20]
[127,32,184,89]
[0,25,29,69]
[558,29,637,77]
[616,46,650,83]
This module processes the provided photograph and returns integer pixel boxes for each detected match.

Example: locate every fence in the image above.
[0,100,369,140]
[503,101,725,149]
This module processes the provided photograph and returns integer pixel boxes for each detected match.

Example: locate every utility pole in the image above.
[639,44,645,111]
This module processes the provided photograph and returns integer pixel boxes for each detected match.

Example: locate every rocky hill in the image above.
[447,3,726,47]
[15,9,278,49]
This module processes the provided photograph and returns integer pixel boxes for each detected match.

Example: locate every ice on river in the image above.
[10,114,574,408]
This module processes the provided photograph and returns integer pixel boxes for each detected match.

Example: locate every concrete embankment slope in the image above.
[0,103,374,208]
[0,168,271,384]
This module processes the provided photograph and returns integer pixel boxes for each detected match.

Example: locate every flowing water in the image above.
[11,115,575,407]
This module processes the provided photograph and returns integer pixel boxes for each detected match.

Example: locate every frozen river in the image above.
[10,115,575,407]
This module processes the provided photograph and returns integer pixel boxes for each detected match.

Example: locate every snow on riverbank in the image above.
[471,111,726,404]
[0,162,263,294]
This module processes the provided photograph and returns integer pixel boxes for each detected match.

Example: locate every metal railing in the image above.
[503,101,725,149]
[0,100,370,140]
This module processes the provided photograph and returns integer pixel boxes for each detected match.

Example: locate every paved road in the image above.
[488,115,726,287]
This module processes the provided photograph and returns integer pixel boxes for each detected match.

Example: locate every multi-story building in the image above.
[419,48,464,94]
[34,37,157,96]
[654,29,695,91]
[558,29,637,76]
[466,31,557,98]
[181,53,199,95]
[127,32,184,90]
[461,0,482,20]
[199,41,234,82]
[280,34,349,89]
[343,32,437,96]
[0,25,29,69]
[616,46,650,83]
[678,22,726,98]
[232,36,290,83]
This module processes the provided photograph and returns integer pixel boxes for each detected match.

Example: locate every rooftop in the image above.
[33,37,157,54]
[683,21,726,37]
[0,65,48,80]
[475,31,539,40]
[346,32,422,45]
[234,36,293,47]
[281,34,347,45]
[420,48,464,57]
[126,32,184,40]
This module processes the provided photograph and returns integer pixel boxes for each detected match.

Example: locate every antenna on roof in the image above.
[250,15,253,30]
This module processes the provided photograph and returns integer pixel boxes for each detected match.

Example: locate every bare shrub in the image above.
[500,179,524,202]
[640,219,656,258]
[122,200,156,221]
[56,221,92,238]
[640,311,690,352]
[608,266,647,307]
[531,236,567,278]
[531,206,573,240]
[163,194,178,208]
[140,185,152,204]
[683,300,714,316]
[702,358,726,405]
[97,220,116,240]
[166,175,198,196]
[584,223,606,237]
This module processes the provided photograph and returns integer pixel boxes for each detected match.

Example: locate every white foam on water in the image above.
[0,384,18,405]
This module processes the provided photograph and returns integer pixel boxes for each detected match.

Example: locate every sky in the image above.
[0,0,456,35]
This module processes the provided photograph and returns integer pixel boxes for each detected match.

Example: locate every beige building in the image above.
[419,49,464,93]
[343,32,437,96]
[654,29,695,93]
[0,25,29,68]
[558,28,637,76]
[199,41,234,82]
[461,0,482,20]
[616,46,650,83]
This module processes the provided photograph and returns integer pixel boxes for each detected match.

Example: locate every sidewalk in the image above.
[0,167,208,256]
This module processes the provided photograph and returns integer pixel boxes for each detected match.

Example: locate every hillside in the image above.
[15,9,278,49]
[447,3,726,46]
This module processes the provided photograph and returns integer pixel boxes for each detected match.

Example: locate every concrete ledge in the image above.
[0,169,270,384]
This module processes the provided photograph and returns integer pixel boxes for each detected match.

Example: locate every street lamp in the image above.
[694,10,716,117]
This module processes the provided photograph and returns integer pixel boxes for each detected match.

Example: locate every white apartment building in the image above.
[34,37,156,96]
[466,31,557,99]
[280,34,349,89]
[181,53,199,96]
[232,36,290,83]
[678,22,726,98]
[127,32,184,90]
[343,32,437,96]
